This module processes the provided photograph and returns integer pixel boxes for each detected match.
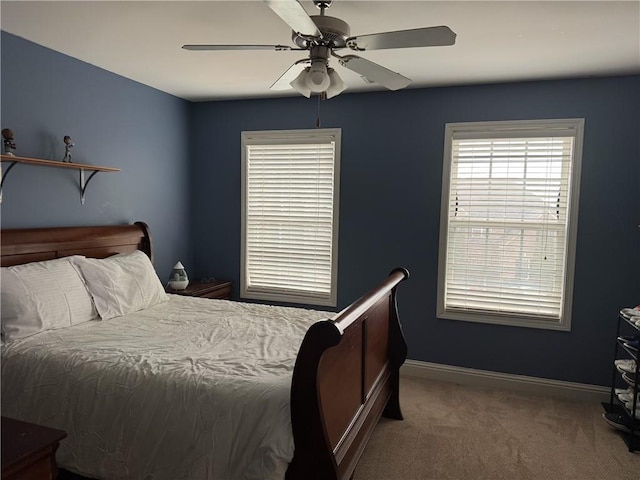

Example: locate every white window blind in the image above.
[241,129,340,306]
[438,120,584,330]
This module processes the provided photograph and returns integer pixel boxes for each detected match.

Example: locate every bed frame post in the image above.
[133,221,153,263]
[383,267,409,420]
[287,268,409,480]
[287,321,343,480]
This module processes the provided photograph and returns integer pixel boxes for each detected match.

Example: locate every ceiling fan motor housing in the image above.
[292,15,350,49]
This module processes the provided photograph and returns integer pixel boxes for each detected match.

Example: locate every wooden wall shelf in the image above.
[0,154,120,204]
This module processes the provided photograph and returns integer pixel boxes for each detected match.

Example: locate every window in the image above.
[241,129,341,306]
[437,119,584,330]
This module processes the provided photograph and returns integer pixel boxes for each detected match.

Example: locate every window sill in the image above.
[438,310,571,331]
[241,290,337,308]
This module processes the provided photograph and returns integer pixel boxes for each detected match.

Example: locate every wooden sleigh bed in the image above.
[1,222,409,480]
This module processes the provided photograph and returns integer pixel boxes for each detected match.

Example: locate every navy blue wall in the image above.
[1,32,192,278]
[190,75,640,386]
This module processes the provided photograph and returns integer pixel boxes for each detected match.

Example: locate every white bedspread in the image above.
[1,295,330,480]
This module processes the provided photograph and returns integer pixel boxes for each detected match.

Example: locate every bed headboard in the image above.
[0,222,153,267]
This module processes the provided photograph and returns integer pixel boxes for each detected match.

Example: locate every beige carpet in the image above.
[354,376,640,480]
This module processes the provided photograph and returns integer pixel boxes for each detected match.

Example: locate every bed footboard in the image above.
[286,268,409,480]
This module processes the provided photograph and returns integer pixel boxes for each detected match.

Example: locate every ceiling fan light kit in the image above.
[290,68,312,97]
[183,0,456,99]
[326,68,346,99]
[306,60,331,91]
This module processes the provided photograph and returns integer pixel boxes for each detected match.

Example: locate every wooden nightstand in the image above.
[1,416,67,480]
[166,280,232,299]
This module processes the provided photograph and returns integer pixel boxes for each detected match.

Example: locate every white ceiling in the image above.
[1,1,639,102]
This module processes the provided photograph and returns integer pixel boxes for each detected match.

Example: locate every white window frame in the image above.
[437,119,584,331]
[241,129,341,306]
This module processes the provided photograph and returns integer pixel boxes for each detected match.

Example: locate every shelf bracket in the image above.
[0,160,18,204]
[79,169,100,205]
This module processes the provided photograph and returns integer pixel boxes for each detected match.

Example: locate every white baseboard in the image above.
[400,359,610,403]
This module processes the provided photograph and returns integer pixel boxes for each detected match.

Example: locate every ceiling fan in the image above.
[183,0,456,99]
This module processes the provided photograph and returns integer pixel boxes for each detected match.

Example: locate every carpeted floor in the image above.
[354,376,640,480]
[59,375,640,480]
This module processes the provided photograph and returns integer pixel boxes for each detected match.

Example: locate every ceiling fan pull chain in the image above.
[316,93,322,128]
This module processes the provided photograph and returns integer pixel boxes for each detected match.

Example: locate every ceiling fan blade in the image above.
[183,44,293,51]
[346,26,456,51]
[263,0,321,38]
[270,61,309,90]
[337,55,411,91]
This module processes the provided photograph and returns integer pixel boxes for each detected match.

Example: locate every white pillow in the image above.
[72,250,168,320]
[1,256,99,341]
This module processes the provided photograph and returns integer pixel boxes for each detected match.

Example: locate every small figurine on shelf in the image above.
[2,128,16,156]
[62,135,75,163]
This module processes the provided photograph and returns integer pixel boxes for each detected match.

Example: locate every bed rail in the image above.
[287,267,409,480]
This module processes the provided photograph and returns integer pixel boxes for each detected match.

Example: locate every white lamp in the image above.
[325,69,346,99]
[305,60,330,92]
[168,261,189,290]
[290,68,312,98]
